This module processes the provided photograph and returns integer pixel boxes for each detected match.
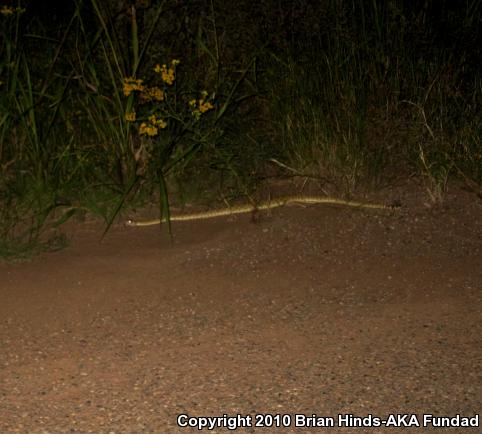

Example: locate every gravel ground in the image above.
[0,184,481,433]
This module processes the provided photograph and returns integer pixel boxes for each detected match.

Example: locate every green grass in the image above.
[262,1,481,194]
[1,0,480,259]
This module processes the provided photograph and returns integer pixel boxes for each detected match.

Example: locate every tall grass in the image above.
[1,0,258,257]
[264,0,481,195]
[0,0,480,259]
[71,0,257,232]
[0,3,76,258]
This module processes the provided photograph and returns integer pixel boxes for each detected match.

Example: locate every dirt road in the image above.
[1,185,481,433]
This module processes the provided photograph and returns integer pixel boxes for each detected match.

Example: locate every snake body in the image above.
[125,195,399,227]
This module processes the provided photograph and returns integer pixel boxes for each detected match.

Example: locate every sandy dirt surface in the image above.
[1,184,481,433]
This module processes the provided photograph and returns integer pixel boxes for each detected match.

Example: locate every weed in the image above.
[1,0,480,258]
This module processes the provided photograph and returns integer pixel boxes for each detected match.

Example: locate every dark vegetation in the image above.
[1,0,480,258]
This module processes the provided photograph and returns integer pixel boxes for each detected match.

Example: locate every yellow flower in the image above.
[171,59,180,66]
[138,115,167,136]
[125,111,136,122]
[154,63,176,85]
[189,92,214,116]
[149,86,164,101]
[199,101,214,114]
[139,122,158,137]
[123,77,144,96]
[140,86,164,102]
[163,68,175,85]
[149,114,167,129]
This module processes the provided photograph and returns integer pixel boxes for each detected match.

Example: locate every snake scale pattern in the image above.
[125,195,399,227]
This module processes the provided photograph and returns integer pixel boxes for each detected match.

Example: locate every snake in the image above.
[125,195,400,227]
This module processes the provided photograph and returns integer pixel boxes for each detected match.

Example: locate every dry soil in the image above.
[0,184,481,433]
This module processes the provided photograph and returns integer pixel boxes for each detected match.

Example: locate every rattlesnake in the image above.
[125,195,400,227]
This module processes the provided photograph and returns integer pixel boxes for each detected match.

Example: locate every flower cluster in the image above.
[139,114,167,137]
[123,59,214,138]
[125,111,136,122]
[123,78,168,137]
[123,78,144,97]
[189,91,214,119]
[140,86,164,102]
[154,59,180,86]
